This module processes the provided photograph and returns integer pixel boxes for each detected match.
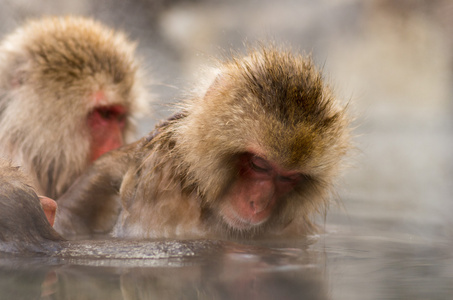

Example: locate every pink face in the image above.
[221,153,302,230]
[87,104,127,162]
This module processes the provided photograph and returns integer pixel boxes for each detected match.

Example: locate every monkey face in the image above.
[88,104,128,162]
[218,152,303,232]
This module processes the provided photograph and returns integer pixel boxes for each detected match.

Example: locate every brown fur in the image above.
[0,16,147,199]
[55,45,351,239]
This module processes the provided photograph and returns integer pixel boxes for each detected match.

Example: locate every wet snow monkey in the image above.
[54,45,351,239]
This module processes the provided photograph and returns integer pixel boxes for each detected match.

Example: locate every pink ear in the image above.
[39,196,57,226]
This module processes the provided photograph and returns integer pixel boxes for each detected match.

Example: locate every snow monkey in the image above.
[0,16,147,200]
[54,46,351,239]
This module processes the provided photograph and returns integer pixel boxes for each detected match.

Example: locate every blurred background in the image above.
[0,0,452,298]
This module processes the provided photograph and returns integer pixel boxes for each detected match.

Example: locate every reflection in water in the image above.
[0,239,327,300]
[1,235,452,299]
[119,247,325,300]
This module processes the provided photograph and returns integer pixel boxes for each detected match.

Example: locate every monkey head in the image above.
[0,16,147,198]
[175,47,350,237]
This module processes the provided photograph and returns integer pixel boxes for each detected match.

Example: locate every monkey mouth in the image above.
[221,205,268,230]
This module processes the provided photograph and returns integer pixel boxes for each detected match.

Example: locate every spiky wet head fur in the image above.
[174,46,350,235]
[0,16,147,198]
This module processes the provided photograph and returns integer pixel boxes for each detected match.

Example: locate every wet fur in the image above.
[0,159,63,254]
[56,45,350,239]
[115,46,350,238]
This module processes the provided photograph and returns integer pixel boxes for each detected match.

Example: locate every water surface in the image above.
[1,228,452,299]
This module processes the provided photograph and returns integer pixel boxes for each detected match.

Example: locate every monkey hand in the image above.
[38,196,57,227]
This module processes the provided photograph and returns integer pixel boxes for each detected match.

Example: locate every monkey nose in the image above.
[250,198,270,214]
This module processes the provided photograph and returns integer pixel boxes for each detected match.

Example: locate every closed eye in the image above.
[95,105,127,122]
[250,156,271,173]
[277,174,301,183]
[98,108,114,120]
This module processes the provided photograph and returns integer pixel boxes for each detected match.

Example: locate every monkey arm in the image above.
[53,113,183,239]
[53,140,141,238]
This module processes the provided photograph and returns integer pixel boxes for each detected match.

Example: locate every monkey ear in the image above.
[38,196,57,227]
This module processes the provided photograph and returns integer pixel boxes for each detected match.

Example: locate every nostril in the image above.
[250,201,255,212]
[250,200,268,214]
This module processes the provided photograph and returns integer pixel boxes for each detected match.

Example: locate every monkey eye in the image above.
[98,108,114,120]
[249,156,271,173]
[277,174,301,183]
[95,105,127,122]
